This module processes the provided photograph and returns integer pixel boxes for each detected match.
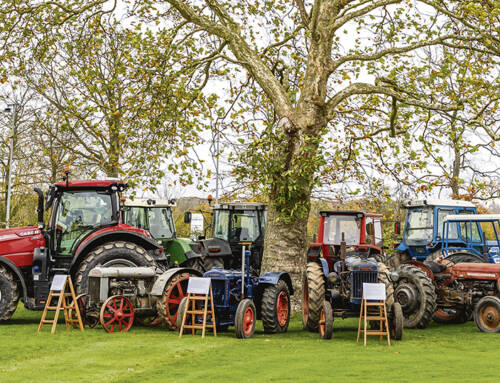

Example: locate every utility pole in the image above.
[4,104,17,228]
[215,125,220,205]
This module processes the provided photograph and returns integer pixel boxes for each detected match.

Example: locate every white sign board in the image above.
[362,283,386,300]
[50,275,68,291]
[190,213,204,239]
[187,277,211,295]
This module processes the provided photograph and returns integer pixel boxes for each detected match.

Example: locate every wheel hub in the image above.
[481,307,500,330]
[276,291,289,327]
[395,283,419,312]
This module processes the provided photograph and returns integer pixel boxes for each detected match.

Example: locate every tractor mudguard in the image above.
[396,242,409,252]
[307,244,321,260]
[69,230,161,274]
[150,267,202,296]
[0,256,28,300]
[318,258,329,278]
[258,272,294,295]
[164,238,196,265]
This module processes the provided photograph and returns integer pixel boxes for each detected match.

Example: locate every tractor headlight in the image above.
[390,271,399,282]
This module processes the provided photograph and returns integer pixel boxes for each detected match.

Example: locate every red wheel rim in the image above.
[303,279,309,322]
[164,275,190,327]
[479,304,500,331]
[276,291,289,327]
[100,296,134,333]
[319,308,325,337]
[243,306,254,336]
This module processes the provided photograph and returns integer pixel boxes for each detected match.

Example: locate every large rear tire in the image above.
[0,265,19,322]
[75,241,155,294]
[446,252,487,264]
[378,262,394,308]
[187,256,224,273]
[394,264,436,329]
[474,296,500,333]
[261,279,291,333]
[302,262,325,331]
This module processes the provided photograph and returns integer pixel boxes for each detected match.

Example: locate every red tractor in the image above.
[0,174,162,322]
[303,211,436,331]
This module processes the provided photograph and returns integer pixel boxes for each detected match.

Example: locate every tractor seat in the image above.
[453,263,500,273]
[423,260,446,274]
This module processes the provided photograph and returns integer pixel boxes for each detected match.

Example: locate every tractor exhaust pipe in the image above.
[33,188,44,229]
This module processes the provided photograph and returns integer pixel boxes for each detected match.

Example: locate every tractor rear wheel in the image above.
[446,252,487,264]
[0,266,19,322]
[261,280,291,333]
[75,241,155,294]
[156,271,200,330]
[474,296,500,333]
[187,256,224,273]
[319,301,333,340]
[235,299,256,339]
[378,263,394,308]
[302,262,325,332]
[394,264,436,329]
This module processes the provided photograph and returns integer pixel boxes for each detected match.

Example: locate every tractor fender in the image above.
[150,267,202,296]
[406,260,434,280]
[307,244,322,260]
[258,272,294,295]
[69,230,161,275]
[318,258,329,278]
[0,256,28,300]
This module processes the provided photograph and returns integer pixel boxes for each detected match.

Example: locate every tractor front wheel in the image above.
[0,266,19,322]
[319,301,333,340]
[389,302,404,340]
[100,295,134,333]
[235,299,256,339]
[474,296,500,333]
[75,241,155,295]
[261,280,291,333]
[302,262,325,332]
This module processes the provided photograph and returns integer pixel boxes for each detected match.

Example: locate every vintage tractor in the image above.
[176,243,293,338]
[390,199,478,266]
[304,210,435,330]
[303,211,404,339]
[185,202,267,275]
[0,173,161,323]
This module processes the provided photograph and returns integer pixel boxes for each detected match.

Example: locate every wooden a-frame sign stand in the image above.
[357,283,390,346]
[38,275,84,334]
[179,277,217,338]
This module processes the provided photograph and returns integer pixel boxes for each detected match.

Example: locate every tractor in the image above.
[390,199,478,266]
[0,173,162,323]
[303,211,404,339]
[176,243,293,338]
[185,202,267,275]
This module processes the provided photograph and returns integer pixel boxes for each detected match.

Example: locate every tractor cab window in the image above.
[404,208,433,245]
[374,219,383,247]
[148,208,175,239]
[124,207,147,229]
[213,210,230,240]
[324,215,361,246]
[229,210,260,242]
[459,221,482,243]
[437,209,458,240]
[54,191,113,255]
[365,217,373,244]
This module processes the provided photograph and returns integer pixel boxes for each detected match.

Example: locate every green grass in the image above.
[0,306,499,383]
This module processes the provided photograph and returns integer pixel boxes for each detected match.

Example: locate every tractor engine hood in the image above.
[0,226,45,265]
[204,267,241,280]
[344,256,378,271]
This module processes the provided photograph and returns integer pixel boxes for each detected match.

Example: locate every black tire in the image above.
[446,252,487,264]
[474,296,500,333]
[390,302,404,340]
[319,301,333,340]
[175,297,189,330]
[302,262,325,331]
[261,280,291,333]
[0,265,19,322]
[235,299,256,339]
[193,256,224,272]
[433,308,468,324]
[75,241,155,294]
[394,264,436,329]
[378,262,395,308]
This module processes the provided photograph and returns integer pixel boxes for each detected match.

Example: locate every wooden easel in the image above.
[38,275,85,334]
[357,283,390,346]
[179,279,216,338]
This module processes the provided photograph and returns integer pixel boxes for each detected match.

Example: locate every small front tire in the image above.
[319,302,333,340]
[235,299,256,339]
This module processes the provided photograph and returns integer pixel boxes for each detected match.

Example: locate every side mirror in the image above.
[394,222,401,235]
[184,211,192,224]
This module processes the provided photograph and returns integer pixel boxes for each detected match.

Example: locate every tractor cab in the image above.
[308,211,384,270]
[441,214,500,264]
[396,199,477,260]
[211,202,267,273]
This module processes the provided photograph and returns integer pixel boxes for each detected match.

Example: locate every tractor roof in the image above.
[53,179,127,191]
[404,199,475,208]
[212,202,267,211]
[320,210,382,218]
[444,214,500,222]
[123,198,176,208]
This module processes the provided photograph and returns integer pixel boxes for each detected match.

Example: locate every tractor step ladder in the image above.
[179,278,216,338]
[38,275,84,334]
[357,283,390,346]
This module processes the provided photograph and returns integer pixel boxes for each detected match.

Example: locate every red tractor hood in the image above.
[0,226,45,267]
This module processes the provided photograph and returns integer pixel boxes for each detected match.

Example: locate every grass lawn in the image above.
[0,305,499,383]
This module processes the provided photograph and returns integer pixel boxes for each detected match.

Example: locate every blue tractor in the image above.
[176,243,293,338]
[392,199,478,265]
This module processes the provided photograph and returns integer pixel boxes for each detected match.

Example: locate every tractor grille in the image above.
[351,270,378,300]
